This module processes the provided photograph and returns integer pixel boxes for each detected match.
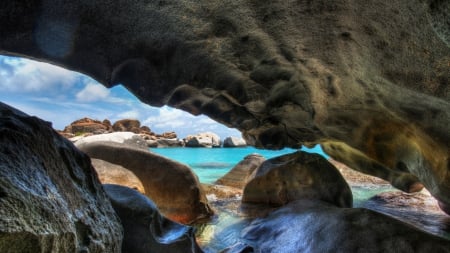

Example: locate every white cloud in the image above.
[0,56,78,92]
[75,82,110,102]
[143,106,193,130]
[116,110,140,119]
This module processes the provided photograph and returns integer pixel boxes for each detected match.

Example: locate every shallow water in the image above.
[151,146,326,184]
[150,147,450,252]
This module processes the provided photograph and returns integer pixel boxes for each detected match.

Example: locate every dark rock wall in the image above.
[0,102,122,252]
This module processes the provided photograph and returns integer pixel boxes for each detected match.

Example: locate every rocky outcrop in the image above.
[73,131,148,150]
[0,102,122,252]
[64,117,109,135]
[215,154,265,189]
[91,158,145,193]
[146,138,185,148]
[243,151,353,208]
[223,137,247,147]
[77,141,213,224]
[226,200,450,253]
[104,184,204,253]
[112,119,141,133]
[185,132,221,148]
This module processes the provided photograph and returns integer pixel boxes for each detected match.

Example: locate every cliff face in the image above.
[0,1,449,211]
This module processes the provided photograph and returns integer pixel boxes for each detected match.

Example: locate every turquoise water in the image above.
[150,145,327,183]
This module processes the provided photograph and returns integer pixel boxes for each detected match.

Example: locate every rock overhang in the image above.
[0,0,449,213]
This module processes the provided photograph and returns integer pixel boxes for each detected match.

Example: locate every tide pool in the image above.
[150,145,327,183]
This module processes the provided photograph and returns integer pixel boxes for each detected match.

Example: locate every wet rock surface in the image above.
[225,200,450,253]
[104,184,204,253]
[243,151,353,208]
[0,102,122,252]
[77,141,213,224]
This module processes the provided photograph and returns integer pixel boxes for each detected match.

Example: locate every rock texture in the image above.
[77,141,213,224]
[223,136,247,147]
[103,184,204,253]
[215,154,265,189]
[243,151,353,208]
[112,119,141,133]
[73,132,148,150]
[0,102,122,252]
[185,132,221,148]
[0,0,449,212]
[225,200,450,253]
[64,117,109,135]
[91,158,145,193]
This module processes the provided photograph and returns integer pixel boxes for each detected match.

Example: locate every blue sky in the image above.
[0,55,241,139]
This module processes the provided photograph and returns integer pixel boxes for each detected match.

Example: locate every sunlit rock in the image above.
[185,132,221,148]
[77,141,213,224]
[104,184,204,253]
[112,119,141,133]
[64,117,109,135]
[243,151,352,208]
[91,158,145,193]
[73,131,148,150]
[215,153,265,189]
[0,102,122,252]
[223,136,247,147]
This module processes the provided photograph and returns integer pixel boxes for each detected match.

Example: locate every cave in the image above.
[0,0,449,252]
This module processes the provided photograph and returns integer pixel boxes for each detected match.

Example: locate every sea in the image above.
[150,146,450,252]
[151,145,326,184]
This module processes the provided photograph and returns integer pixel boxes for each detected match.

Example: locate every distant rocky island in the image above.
[58,117,247,148]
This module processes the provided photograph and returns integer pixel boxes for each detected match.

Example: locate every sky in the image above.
[0,55,241,139]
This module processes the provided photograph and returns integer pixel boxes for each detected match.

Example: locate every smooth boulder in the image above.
[103,184,203,253]
[225,200,450,253]
[77,141,213,224]
[243,151,353,208]
[215,154,265,189]
[185,132,221,148]
[72,131,148,150]
[223,137,247,147]
[0,102,122,252]
[91,158,145,193]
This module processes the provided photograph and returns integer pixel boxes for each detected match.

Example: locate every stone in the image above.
[161,131,177,139]
[91,158,145,193]
[226,200,450,253]
[223,136,247,147]
[243,151,353,208]
[215,154,265,189]
[64,117,108,135]
[139,125,151,133]
[112,119,141,133]
[185,132,221,148]
[0,102,122,252]
[1,0,449,212]
[103,184,204,253]
[73,132,148,150]
[155,138,185,148]
[202,183,243,200]
[77,141,213,224]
